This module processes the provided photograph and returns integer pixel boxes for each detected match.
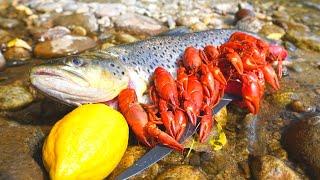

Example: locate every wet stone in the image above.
[235,16,263,33]
[156,165,208,180]
[234,9,255,23]
[115,33,138,44]
[0,125,46,179]
[72,26,87,36]
[250,155,302,180]
[287,100,314,113]
[54,13,98,33]
[285,30,320,52]
[0,18,22,29]
[108,146,158,180]
[114,13,168,36]
[158,150,186,166]
[282,114,320,179]
[0,84,34,111]
[39,26,71,41]
[34,35,97,58]
[0,51,5,71]
[259,24,286,40]
[3,47,31,61]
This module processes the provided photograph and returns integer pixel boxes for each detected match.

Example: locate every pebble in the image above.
[235,16,263,33]
[95,3,127,17]
[234,9,255,23]
[288,100,314,113]
[158,150,186,166]
[259,24,286,40]
[0,18,22,29]
[4,47,31,61]
[115,33,138,43]
[71,26,87,36]
[39,26,71,41]
[282,114,320,179]
[156,165,208,180]
[190,22,208,32]
[34,35,97,58]
[54,13,98,33]
[113,13,168,36]
[176,15,200,27]
[189,153,201,167]
[215,106,227,128]
[0,84,34,110]
[250,155,302,180]
[107,146,158,180]
[0,51,6,71]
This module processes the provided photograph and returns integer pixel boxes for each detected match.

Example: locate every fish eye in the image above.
[70,58,83,67]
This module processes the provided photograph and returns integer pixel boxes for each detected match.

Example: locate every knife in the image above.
[113,93,239,180]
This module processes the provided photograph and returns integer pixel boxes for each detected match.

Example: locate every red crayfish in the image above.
[117,32,288,151]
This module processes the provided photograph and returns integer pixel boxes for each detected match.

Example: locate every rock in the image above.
[285,30,320,52]
[115,33,139,43]
[190,22,208,32]
[4,47,31,61]
[267,91,298,109]
[176,15,200,27]
[250,155,302,180]
[236,16,263,33]
[0,18,22,29]
[273,20,310,32]
[259,24,286,40]
[0,51,5,71]
[158,150,186,166]
[114,13,168,36]
[287,100,314,113]
[95,3,127,17]
[54,13,98,33]
[34,35,97,58]
[156,165,207,180]
[0,125,46,179]
[108,146,158,180]
[0,84,34,110]
[234,9,255,22]
[189,153,201,167]
[282,114,320,179]
[39,26,71,41]
[71,26,87,36]
[215,106,227,128]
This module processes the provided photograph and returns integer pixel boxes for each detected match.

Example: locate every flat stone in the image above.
[0,84,34,111]
[34,35,97,58]
[282,114,320,179]
[113,13,168,36]
[250,155,302,180]
[0,125,46,179]
[54,13,98,33]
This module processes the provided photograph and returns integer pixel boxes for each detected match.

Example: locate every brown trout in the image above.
[30,29,249,106]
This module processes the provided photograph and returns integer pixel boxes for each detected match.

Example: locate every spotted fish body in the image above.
[30,29,248,106]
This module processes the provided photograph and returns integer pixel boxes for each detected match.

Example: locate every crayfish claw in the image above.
[146,122,184,151]
[262,64,280,90]
[226,51,244,74]
[243,97,260,114]
[198,106,213,143]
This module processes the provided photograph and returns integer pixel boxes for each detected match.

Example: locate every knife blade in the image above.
[113,93,238,180]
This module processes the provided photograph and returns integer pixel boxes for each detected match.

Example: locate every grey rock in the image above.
[54,13,98,33]
[34,35,97,58]
[0,124,46,179]
[113,13,168,36]
[236,16,263,33]
[95,3,127,17]
[250,155,302,180]
[0,84,34,111]
[36,2,63,13]
[39,26,71,41]
[282,114,320,179]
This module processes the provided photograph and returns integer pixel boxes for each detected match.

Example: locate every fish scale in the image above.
[103,29,240,83]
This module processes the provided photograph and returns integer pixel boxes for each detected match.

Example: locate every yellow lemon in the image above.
[42,104,129,180]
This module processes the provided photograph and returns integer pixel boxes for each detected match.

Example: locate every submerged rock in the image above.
[113,13,168,36]
[282,114,320,179]
[250,155,302,180]
[34,35,97,58]
[108,146,158,180]
[0,84,34,111]
[156,165,207,180]
[54,13,98,33]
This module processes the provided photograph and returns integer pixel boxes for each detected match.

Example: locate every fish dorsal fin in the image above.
[156,26,192,37]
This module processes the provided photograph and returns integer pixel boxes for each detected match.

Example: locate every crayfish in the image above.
[118,32,288,151]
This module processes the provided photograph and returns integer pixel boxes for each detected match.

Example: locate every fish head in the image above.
[30,52,129,106]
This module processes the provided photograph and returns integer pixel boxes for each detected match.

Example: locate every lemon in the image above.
[42,104,129,180]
